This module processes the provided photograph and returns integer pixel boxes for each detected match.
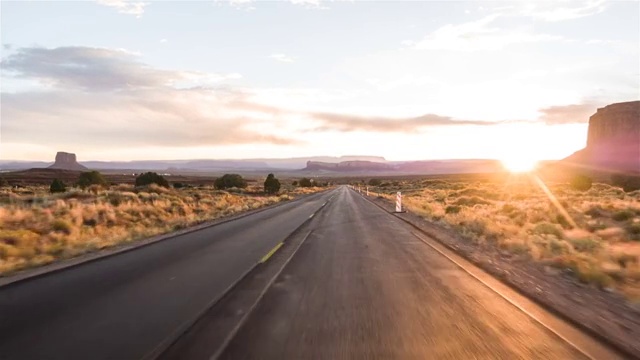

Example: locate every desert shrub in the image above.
[292,181,298,186]
[51,219,72,235]
[570,175,592,191]
[445,205,461,214]
[585,206,604,218]
[614,253,639,268]
[612,210,634,222]
[532,222,563,238]
[49,179,66,193]
[627,223,640,235]
[611,174,640,192]
[135,172,169,188]
[173,182,186,189]
[214,174,247,189]
[0,178,7,188]
[77,171,107,189]
[569,237,600,253]
[299,178,313,187]
[368,179,382,186]
[453,196,490,206]
[263,173,281,194]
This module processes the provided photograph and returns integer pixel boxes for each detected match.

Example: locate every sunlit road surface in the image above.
[220,186,589,360]
[0,186,612,359]
[0,191,333,360]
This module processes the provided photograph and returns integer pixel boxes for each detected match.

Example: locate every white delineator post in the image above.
[366,186,369,196]
[395,191,402,212]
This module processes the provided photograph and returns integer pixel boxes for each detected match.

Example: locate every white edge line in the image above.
[409,231,599,360]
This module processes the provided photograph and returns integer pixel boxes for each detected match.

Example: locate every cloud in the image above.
[538,101,602,124]
[269,53,295,63]
[97,0,148,16]
[404,14,562,51]
[2,46,240,91]
[519,0,608,22]
[1,46,298,150]
[309,112,501,132]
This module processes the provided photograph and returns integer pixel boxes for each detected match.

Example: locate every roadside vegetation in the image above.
[0,174,326,275]
[370,175,640,299]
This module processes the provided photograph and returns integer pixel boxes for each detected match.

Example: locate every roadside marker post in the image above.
[395,191,405,213]
[366,186,369,196]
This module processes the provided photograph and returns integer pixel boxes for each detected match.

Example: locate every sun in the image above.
[501,156,539,173]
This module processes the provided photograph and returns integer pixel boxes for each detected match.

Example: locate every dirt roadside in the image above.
[369,195,640,359]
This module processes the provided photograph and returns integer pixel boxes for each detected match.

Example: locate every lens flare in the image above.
[501,157,538,173]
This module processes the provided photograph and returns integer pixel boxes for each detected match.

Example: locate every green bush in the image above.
[214,174,247,189]
[77,171,107,189]
[292,181,298,186]
[49,179,67,193]
[368,179,382,186]
[570,175,592,191]
[299,178,313,187]
[264,173,281,194]
[135,172,169,188]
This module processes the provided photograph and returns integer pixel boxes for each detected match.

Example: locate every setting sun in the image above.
[501,156,539,172]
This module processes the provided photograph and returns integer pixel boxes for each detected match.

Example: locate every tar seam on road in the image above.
[210,230,315,360]
[355,189,626,360]
[260,242,284,264]
[144,189,335,360]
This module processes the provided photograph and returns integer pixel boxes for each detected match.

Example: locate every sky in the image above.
[1,0,638,162]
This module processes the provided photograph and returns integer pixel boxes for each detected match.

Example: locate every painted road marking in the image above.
[260,242,284,264]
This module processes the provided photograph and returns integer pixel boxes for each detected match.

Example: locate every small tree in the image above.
[214,174,247,189]
[570,174,592,191]
[368,178,382,186]
[264,173,281,194]
[292,180,298,186]
[135,172,169,188]
[77,171,107,189]
[299,177,313,187]
[50,179,66,193]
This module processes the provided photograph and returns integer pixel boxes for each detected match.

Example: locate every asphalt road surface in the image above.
[1,186,611,359]
[0,190,333,360]
[220,187,589,360]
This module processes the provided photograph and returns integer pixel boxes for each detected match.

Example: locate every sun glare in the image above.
[501,157,538,173]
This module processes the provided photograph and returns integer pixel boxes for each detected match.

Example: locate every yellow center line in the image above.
[260,242,284,263]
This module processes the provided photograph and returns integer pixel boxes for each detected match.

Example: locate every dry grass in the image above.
[0,184,325,275]
[372,175,640,298]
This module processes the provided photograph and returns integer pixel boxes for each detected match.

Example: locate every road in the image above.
[0,190,333,360]
[219,186,588,359]
[1,186,613,359]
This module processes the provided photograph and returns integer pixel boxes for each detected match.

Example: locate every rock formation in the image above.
[564,101,639,173]
[48,152,88,171]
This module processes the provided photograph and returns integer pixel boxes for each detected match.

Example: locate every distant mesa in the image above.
[48,152,88,171]
[563,101,640,174]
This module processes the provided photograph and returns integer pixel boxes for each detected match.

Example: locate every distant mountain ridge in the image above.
[0,155,387,171]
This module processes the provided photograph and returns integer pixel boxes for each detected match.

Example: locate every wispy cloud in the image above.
[518,0,608,22]
[309,112,504,133]
[269,53,295,63]
[403,14,562,52]
[97,0,148,17]
[2,46,240,91]
[538,101,602,124]
[1,46,296,149]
